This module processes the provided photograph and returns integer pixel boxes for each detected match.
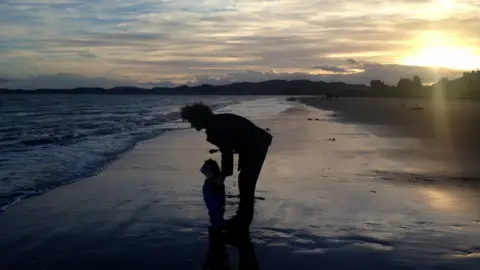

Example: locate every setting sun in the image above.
[438,0,454,8]
[403,45,480,70]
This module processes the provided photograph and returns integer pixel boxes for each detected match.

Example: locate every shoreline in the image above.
[0,96,247,214]
[0,125,188,213]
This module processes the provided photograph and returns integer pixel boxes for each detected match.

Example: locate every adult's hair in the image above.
[180,102,213,122]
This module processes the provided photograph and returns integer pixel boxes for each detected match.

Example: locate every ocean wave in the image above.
[13,112,180,148]
[19,132,85,146]
[0,126,21,133]
[76,122,103,130]
[0,190,44,212]
[0,135,18,143]
[1,126,184,213]
[0,95,244,212]
[20,137,56,146]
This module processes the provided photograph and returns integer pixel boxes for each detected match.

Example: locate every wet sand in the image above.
[1,101,480,269]
[300,97,480,178]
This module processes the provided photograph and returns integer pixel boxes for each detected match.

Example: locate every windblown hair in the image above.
[180,102,213,122]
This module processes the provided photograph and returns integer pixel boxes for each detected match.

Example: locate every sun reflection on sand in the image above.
[421,188,462,212]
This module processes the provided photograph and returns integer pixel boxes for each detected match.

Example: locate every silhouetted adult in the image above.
[181,102,272,235]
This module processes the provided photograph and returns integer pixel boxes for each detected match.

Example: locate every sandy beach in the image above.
[1,98,480,269]
[300,97,480,178]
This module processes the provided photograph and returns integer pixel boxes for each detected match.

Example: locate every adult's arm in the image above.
[220,147,234,176]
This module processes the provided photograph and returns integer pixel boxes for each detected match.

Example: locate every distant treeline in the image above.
[369,70,480,99]
[1,70,479,98]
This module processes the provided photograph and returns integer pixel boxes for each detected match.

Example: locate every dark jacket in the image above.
[206,113,272,176]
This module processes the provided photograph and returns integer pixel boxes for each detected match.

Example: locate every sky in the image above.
[0,0,479,89]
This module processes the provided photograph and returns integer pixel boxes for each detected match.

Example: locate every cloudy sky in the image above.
[1,0,479,89]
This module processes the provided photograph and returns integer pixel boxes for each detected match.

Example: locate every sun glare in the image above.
[438,0,454,8]
[403,45,480,70]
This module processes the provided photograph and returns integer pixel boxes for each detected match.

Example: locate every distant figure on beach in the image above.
[181,103,272,236]
[324,93,338,101]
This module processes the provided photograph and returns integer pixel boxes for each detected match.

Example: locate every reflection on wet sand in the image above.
[371,170,480,218]
[203,234,260,270]
[421,182,480,218]
[421,188,462,212]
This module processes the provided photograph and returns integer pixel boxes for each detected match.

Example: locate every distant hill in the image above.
[0,80,368,95]
[2,72,479,99]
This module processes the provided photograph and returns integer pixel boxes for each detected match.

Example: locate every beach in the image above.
[1,97,480,269]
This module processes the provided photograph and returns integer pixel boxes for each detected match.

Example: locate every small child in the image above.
[201,159,226,234]
[201,159,229,270]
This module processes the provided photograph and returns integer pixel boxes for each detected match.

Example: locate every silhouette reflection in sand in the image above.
[203,232,260,270]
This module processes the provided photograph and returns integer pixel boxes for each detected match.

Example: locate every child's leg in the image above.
[203,182,226,231]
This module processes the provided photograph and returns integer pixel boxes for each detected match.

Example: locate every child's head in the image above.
[200,159,221,178]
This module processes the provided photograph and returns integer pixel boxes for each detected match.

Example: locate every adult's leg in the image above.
[234,148,268,230]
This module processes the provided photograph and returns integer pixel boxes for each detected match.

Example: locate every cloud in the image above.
[343,63,461,85]
[0,78,12,84]
[311,66,349,73]
[347,59,359,65]
[0,73,175,89]
[1,61,464,89]
[77,52,98,58]
[0,0,478,88]
[189,64,461,86]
